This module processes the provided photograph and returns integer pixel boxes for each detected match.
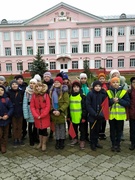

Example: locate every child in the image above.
[128,77,135,150]
[30,82,50,151]
[50,76,69,149]
[7,80,24,147]
[69,81,87,149]
[107,77,130,152]
[23,78,38,146]
[86,81,107,151]
[0,85,13,153]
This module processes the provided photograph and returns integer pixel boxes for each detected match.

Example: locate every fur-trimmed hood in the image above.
[34,83,48,95]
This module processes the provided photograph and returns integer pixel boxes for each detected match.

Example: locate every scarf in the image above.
[52,88,60,110]
[81,84,89,95]
[25,85,34,101]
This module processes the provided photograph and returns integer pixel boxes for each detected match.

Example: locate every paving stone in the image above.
[59,174,75,180]
[67,169,83,178]
[121,170,135,178]
[96,174,113,180]
[103,169,119,178]
[50,169,66,178]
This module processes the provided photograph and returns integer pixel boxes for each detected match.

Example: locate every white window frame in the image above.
[118,59,124,68]
[4,32,10,41]
[71,29,78,38]
[60,30,66,39]
[95,28,101,37]
[130,26,135,35]
[50,62,56,70]
[5,47,11,56]
[95,60,101,68]
[130,58,135,67]
[72,61,78,69]
[106,43,112,52]
[106,59,112,68]
[14,32,21,40]
[6,63,12,72]
[83,44,89,53]
[16,47,22,55]
[118,43,124,51]
[48,30,55,39]
[118,27,124,36]
[27,47,33,55]
[38,46,44,54]
[37,31,44,40]
[130,42,135,51]
[17,62,23,71]
[28,62,33,71]
[95,44,101,53]
[106,27,112,36]
[83,29,89,38]
[49,46,55,54]
[26,31,32,40]
[72,45,78,53]
[60,45,66,54]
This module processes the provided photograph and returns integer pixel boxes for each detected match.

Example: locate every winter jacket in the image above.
[86,88,107,123]
[30,85,50,129]
[23,85,34,123]
[43,79,54,94]
[50,85,69,124]
[0,96,14,126]
[128,87,135,119]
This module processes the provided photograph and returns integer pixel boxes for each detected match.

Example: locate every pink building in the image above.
[0,2,135,76]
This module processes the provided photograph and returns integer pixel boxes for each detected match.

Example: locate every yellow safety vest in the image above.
[70,94,82,124]
[107,89,127,120]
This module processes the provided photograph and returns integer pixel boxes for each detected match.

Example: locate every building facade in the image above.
[0,2,135,76]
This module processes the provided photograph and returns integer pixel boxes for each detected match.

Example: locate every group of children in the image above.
[0,69,135,154]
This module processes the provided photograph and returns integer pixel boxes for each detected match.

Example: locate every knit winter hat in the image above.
[33,74,41,82]
[63,73,68,80]
[130,77,135,83]
[0,76,6,82]
[10,80,19,87]
[110,77,120,84]
[30,78,37,84]
[43,72,52,78]
[0,85,5,92]
[93,80,102,88]
[80,73,87,79]
[72,80,81,88]
[98,73,106,79]
[54,76,63,84]
[109,69,120,78]
[14,75,24,81]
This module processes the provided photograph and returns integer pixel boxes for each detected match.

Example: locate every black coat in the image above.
[86,88,107,122]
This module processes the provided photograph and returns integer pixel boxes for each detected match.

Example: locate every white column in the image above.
[101,28,106,53]
[113,27,117,52]
[90,59,94,69]
[90,28,94,53]
[79,58,83,69]
[22,31,26,55]
[78,29,82,53]
[67,29,71,53]
[44,30,48,54]
[0,32,4,56]
[56,30,59,54]
[56,61,60,70]
[126,26,130,51]
[10,32,15,55]
[33,31,37,55]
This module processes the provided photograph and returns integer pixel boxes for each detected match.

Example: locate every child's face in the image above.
[131,80,135,89]
[111,81,120,89]
[54,81,61,88]
[12,83,19,90]
[99,76,105,84]
[0,87,4,96]
[112,72,120,78]
[94,85,101,92]
[16,78,23,85]
[80,77,87,84]
[63,79,69,85]
[0,80,4,85]
[73,85,80,93]
[44,76,51,82]
[36,85,43,92]
[30,82,36,89]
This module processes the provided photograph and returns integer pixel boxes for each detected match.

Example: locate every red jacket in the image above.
[30,93,50,129]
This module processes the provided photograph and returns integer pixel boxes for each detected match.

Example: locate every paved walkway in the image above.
[0,121,135,180]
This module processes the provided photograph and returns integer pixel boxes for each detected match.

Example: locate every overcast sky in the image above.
[1,0,135,20]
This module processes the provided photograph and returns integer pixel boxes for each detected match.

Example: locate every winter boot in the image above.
[59,139,65,149]
[36,135,42,149]
[42,136,48,151]
[55,140,60,149]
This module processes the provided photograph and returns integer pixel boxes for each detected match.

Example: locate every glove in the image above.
[81,119,86,123]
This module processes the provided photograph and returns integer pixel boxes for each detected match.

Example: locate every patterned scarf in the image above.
[52,88,60,110]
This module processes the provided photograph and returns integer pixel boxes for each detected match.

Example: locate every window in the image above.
[118,27,124,36]
[106,43,112,52]
[95,44,101,53]
[118,59,124,68]
[28,62,33,71]
[48,30,55,39]
[17,62,23,71]
[72,45,78,53]
[95,60,101,68]
[37,31,44,40]
[72,61,78,69]
[4,32,10,41]
[5,48,11,56]
[83,29,89,38]
[95,28,101,37]
[130,58,135,67]
[60,30,66,39]
[130,26,135,35]
[50,62,56,70]
[60,45,66,54]
[83,44,89,53]
[27,47,33,55]
[49,46,55,54]
[38,46,44,54]
[26,31,32,40]
[130,42,135,51]
[61,64,68,69]
[106,27,112,36]
[16,47,22,55]
[71,29,78,38]
[118,43,124,51]
[6,63,12,72]
[106,59,112,68]
[83,60,89,69]
[14,32,21,40]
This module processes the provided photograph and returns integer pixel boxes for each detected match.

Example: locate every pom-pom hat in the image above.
[80,73,87,79]
[43,72,52,78]
[54,77,63,84]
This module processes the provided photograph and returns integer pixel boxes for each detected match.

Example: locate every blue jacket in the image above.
[0,96,14,126]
